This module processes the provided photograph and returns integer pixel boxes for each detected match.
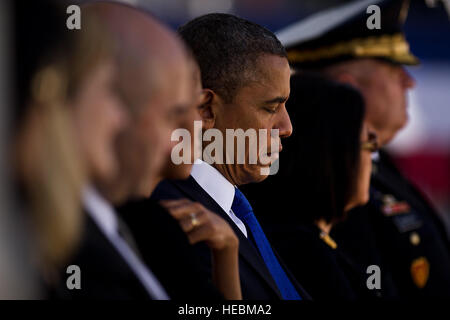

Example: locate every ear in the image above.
[335,72,360,90]
[197,88,218,130]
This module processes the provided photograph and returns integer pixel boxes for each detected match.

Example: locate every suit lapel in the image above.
[81,214,153,299]
[171,176,282,298]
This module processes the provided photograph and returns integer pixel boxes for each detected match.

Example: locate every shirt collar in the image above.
[190,159,236,214]
[83,185,118,236]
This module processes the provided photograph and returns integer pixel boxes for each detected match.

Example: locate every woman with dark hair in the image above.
[242,73,378,300]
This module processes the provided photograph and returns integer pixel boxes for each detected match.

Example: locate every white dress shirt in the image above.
[190,159,248,238]
[83,186,169,300]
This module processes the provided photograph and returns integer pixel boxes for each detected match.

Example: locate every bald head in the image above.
[83,3,193,203]
[84,2,189,113]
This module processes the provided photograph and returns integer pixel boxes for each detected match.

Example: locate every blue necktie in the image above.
[232,188,301,300]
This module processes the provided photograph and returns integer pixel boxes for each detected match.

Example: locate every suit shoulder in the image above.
[150,179,186,201]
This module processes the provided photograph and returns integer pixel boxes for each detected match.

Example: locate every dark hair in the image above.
[242,73,365,225]
[178,13,287,103]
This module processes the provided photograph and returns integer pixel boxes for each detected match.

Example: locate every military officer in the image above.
[275,0,450,298]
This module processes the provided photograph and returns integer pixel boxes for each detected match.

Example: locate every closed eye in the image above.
[264,107,277,114]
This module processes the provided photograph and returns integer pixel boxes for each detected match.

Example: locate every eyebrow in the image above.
[263,96,289,105]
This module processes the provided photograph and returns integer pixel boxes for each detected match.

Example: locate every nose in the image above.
[276,105,293,138]
[402,67,416,89]
[114,99,129,131]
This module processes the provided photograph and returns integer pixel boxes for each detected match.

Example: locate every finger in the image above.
[178,210,207,233]
[160,199,195,215]
[165,202,204,220]
[185,223,215,245]
[159,198,192,209]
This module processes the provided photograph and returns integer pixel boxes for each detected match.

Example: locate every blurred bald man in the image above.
[57,3,192,299]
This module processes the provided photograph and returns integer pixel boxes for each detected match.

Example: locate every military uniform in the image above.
[333,151,450,298]
[276,0,450,298]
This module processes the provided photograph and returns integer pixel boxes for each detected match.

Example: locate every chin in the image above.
[174,164,193,180]
[398,110,409,129]
[163,163,193,180]
[176,167,193,180]
[252,173,269,183]
[399,118,408,131]
[359,193,370,206]
[248,165,271,184]
[95,159,117,186]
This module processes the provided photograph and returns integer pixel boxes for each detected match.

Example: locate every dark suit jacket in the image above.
[54,214,152,300]
[116,199,223,300]
[332,150,450,298]
[151,176,311,300]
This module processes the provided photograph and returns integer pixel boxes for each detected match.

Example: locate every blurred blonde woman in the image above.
[13,0,125,290]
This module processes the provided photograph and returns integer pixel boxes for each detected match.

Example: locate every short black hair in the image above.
[178,13,287,103]
[242,73,365,225]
